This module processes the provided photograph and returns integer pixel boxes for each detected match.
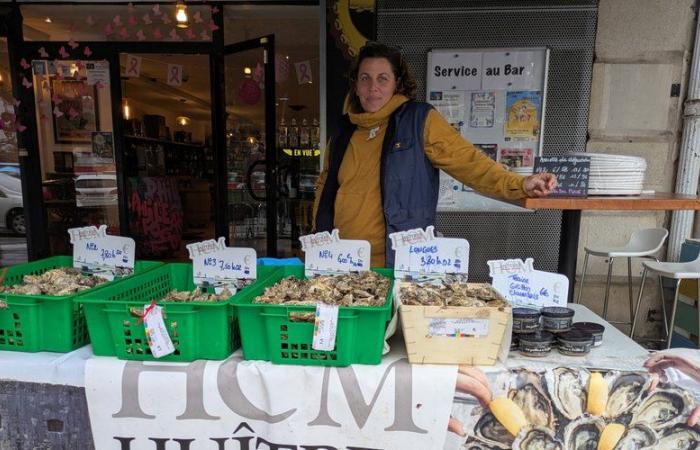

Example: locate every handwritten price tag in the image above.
[390,226,469,279]
[187,237,256,290]
[488,258,568,308]
[300,229,370,277]
[68,225,135,280]
[312,302,339,351]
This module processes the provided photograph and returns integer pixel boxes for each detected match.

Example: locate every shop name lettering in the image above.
[508,274,549,301]
[187,238,227,258]
[68,224,108,242]
[111,357,425,449]
[389,226,435,249]
[318,250,363,268]
[203,257,243,272]
[300,230,340,250]
[433,64,525,78]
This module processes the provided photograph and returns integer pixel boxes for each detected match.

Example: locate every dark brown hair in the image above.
[346,42,417,113]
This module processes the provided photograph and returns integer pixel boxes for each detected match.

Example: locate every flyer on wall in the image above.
[504,90,542,139]
[499,148,533,168]
[474,143,498,161]
[429,91,466,131]
[469,91,496,128]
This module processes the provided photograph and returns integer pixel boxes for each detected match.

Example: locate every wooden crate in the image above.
[399,283,512,365]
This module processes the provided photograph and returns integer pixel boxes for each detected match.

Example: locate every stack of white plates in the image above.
[509,166,534,176]
[568,152,646,195]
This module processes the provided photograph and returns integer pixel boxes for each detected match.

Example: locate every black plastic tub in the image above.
[518,331,554,357]
[571,322,605,347]
[512,307,541,333]
[541,306,575,333]
[557,329,594,356]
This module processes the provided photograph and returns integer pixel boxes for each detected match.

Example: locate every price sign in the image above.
[68,225,135,280]
[390,226,469,279]
[488,258,568,308]
[534,156,591,197]
[300,229,370,277]
[186,237,256,291]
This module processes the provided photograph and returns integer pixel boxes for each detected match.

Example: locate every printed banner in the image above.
[85,348,458,450]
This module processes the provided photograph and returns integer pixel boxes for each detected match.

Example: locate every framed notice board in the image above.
[426,47,550,212]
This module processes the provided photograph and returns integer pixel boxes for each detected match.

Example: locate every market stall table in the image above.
[0,304,650,449]
[513,193,700,300]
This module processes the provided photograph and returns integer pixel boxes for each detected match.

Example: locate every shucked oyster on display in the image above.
[512,426,563,450]
[473,412,514,449]
[508,369,556,430]
[644,424,700,450]
[399,280,508,307]
[546,367,589,421]
[0,267,107,296]
[630,386,695,431]
[563,414,604,450]
[613,423,658,450]
[605,371,653,418]
[253,272,389,307]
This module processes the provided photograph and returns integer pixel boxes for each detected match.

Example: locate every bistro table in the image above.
[513,193,700,300]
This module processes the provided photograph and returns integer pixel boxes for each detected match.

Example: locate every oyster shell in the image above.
[254,272,389,307]
[630,387,694,431]
[613,423,658,450]
[508,369,556,429]
[462,437,504,450]
[399,281,507,307]
[563,414,604,450]
[605,372,652,418]
[161,287,233,303]
[644,424,700,450]
[472,412,513,449]
[546,367,589,420]
[0,267,107,296]
[512,426,563,450]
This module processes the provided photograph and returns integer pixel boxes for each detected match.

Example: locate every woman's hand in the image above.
[523,173,557,197]
[448,367,493,436]
[644,352,700,426]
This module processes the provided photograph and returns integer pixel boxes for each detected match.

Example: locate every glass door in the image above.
[223,36,278,256]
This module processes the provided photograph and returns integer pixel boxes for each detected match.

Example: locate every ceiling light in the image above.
[176,116,191,126]
[243,67,252,76]
[175,2,189,28]
[123,98,131,120]
[44,17,52,23]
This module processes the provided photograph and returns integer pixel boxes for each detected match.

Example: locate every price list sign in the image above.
[534,155,591,197]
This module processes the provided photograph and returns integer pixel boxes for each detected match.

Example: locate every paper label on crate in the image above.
[428,318,489,337]
[390,226,469,279]
[143,304,175,359]
[312,302,339,351]
[300,229,370,277]
[68,225,135,281]
[488,258,568,308]
[187,237,256,290]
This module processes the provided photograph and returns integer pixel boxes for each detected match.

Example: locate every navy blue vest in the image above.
[316,101,436,267]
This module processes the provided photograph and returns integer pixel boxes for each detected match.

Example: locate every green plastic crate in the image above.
[78,263,279,362]
[0,256,162,353]
[233,266,394,366]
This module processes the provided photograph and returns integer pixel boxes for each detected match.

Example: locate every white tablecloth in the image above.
[0,304,650,387]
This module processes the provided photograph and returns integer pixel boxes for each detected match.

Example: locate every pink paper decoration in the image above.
[83,46,92,57]
[136,30,146,41]
[239,79,261,105]
[162,15,171,24]
[15,120,26,133]
[127,2,135,13]
[152,4,162,16]
[153,28,163,39]
[104,23,114,35]
[38,47,49,58]
[58,46,69,58]
[86,16,95,26]
[119,28,129,39]
[211,6,219,14]
[208,20,219,31]
[20,59,30,70]
[113,15,122,26]
[193,11,202,23]
[68,39,79,49]
[128,16,138,27]
[169,29,180,41]
[12,98,20,108]
[185,29,195,40]
[53,106,63,117]
[142,14,152,25]
[95,81,105,89]
[200,30,210,41]
[21,77,31,89]
[68,108,79,120]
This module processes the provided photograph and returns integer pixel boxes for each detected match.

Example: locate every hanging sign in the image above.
[68,225,135,280]
[166,63,183,86]
[488,258,568,308]
[389,226,469,279]
[186,237,256,292]
[300,229,369,277]
[123,54,142,77]
[294,60,313,85]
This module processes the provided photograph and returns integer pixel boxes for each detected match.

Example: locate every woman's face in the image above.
[354,57,397,113]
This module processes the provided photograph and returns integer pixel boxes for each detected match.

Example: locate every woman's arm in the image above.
[311,141,332,231]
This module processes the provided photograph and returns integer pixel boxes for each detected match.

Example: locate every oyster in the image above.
[462,437,504,450]
[399,281,508,307]
[630,387,695,431]
[0,267,107,296]
[605,372,652,418]
[512,426,563,450]
[508,369,556,429]
[613,423,658,450]
[161,287,233,303]
[563,415,604,450]
[645,424,700,450]
[254,272,389,307]
[472,413,513,449]
[546,367,589,420]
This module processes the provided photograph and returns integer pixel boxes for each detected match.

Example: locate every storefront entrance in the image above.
[7,2,321,261]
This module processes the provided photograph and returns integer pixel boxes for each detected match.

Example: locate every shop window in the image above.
[21,4,212,42]
[30,58,117,255]
[0,37,28,264]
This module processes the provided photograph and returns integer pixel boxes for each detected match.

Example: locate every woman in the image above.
[314,42,556,267]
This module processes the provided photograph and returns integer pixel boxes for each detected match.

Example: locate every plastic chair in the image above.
[576,228,669,332]
[631,252,700,348]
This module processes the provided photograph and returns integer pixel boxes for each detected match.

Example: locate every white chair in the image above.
[631,252,700,348]
[576,228,669,333]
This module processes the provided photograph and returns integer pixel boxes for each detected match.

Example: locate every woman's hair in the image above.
[346,41,417,112]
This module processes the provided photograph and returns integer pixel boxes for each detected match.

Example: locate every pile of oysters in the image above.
[253,272,389,307]
[465,367,698,450]
[162,287,233,303]
[400,280,508,308]
[0,268,107,296]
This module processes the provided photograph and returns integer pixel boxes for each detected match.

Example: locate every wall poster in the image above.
[427,48,550,212]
